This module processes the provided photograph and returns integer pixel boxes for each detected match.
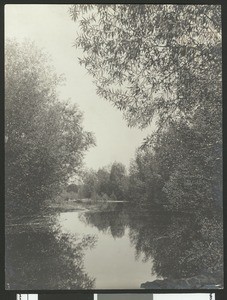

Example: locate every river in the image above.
[5,201,223,289]
[57,210,156,289]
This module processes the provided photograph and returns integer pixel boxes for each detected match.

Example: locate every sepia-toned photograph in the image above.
[5,4,223,290]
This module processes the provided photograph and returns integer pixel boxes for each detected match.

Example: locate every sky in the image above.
[5,4,155,171]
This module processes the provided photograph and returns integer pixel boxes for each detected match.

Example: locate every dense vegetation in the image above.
[5,5,223,289]
[70,4,222,218]
[78,162,128,200]
[5,39,95,218]
[68,5,223,282]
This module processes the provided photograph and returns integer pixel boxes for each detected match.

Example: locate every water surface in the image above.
[5,201,222,289]
[57,210,156,289]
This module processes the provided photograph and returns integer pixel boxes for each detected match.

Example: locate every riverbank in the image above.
[141,266,223,289]
[43,197,130,214]
[5,198,128,232]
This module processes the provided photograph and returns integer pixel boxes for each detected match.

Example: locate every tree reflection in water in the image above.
[5,214,96,289]
[82,202,223,282]
[5,202,222,289]
[80,203,127,239]
[129,212,222,279]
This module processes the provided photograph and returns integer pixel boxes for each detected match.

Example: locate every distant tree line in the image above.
[79,162,128,200]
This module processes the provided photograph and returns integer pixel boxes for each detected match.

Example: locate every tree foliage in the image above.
[79,162,128,200]
[109,162,128,200]
[70,5,222,215]
[5,39,95,216]
[128,119,222,213]
[80,170,99,199]
[70,4,221,130]
[96,167,112,197]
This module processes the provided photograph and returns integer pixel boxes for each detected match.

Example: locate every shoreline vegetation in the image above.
[5,4,222,290]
